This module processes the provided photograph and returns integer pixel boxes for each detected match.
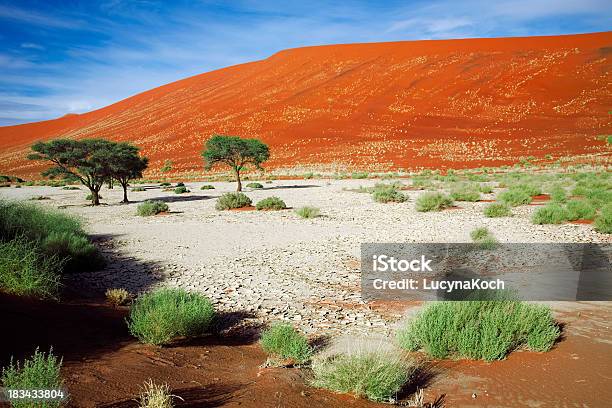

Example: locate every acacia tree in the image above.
[108,142,149,203]
[202,135,270,191]
[28,139,115,205]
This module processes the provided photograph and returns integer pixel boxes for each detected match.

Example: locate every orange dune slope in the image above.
[0,32,610,178]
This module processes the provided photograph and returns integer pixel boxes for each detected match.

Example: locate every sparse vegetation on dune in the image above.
[532,203,570,225]
[594,203,612,234]
[566,200,596,221]
[498,189,532,206]
[397,300,560,361]
[415,192,454,212]
[260,323,312,365]
[311,351,413,402]
[128,288,215,346]
[371,183,407,203]
[215,192,252,210]
[450,183,481,202]
[483,202,511,217]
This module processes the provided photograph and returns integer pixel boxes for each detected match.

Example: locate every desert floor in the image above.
[1,179,611,407]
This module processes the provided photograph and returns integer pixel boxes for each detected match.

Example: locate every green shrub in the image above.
[260,323,312,364]
[351,172,369,179]
[470,227,498,249]
[295,206,320,219]
[174,186,189,194]
[128,288,215,346]
[483,203,511,218]
[62,186,80,190]
[131,187,146,192]
[566,200,595,221]
[450,184,481,202]
[175,182,185,187]
[498,189,532,206]
[397,300,560,361]
[311,352,411,402]
[137,200,169,216]
[372,184,407,203]
[478,184,494,194]
[215,192,252,210]
[594,204,612,234]
[85,193,102,201]
[0,237,63,298]
[549,186,567,203]
[512,183,541,196]
[256,196,286,210]
[532,203,570,225]
[415,192,453,212]
[0,200,101,274]
[200,184,215,190]
[246,182,264,189]
[1,348,63,408]
[159,182,171,187]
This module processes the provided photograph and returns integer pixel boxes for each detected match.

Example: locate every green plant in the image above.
[483,203,511,218]
[137,200,169,217]
[215,192,252,210]
[450,184,481,202]
[30,196,51,201]
[549,186,567,203]
[200,184,215,190]
[138,379,176,408]
[371,183,407,203]
[397,300,560,361]
[532,203,570,225]
[174,186,189,194]
[260,323,312,364]
[62,186,80,190]
[295,206,320,219]
[175,182,185,187]
[478,184,494,194]
[127,288,215,346]
[594,203,612,234]
[351,171,369,179]
[311,351,412,402]
[470,227,498,249]
[256,196,286,210]
[106,288,130,306]
[498,189,532,206]
[1,348,63,408]
[85,193,103,201]
[0,237,63,298]
[566,200,595,221]
[246,182,264,189]
[159,182,171,187]
[132,187,146,192]
[415,192,454,212]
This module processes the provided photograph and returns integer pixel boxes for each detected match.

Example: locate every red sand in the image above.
[0,32,611,178]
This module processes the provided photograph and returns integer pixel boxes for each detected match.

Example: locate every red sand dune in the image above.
[0,32,610,178]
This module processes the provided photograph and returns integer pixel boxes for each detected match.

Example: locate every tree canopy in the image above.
[202,135,269,191]
[108,142,149,203]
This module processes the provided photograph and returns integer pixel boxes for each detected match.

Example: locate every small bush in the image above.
[512,183,541,197]
[85,193,102,201]
[1,348,63,408]
[30,195,50,201]
[295,206,320,219]
[62,186,80,190]
[200,184,215,190]
[215,192,252,210]
[549,186,567,203]
[483,203,511,218]
[450,184,481,202]
[311,352,411,402]
[594,204,612,234]
[137,200,169,216]
[372,184,407,203]
[132,187,146,192]
[532,203,570,225]
[174,186,189,194]
[478,184,494,194]
[138,379,175,408]
[128,288,215,346]
[260,323,312,364]
[397,300,560,361]
[470,227,498,249]
[175,182,185,187]
[106,288,130,306]
[566,200,595,221]
[415,192,453,212]
[351,172,369,179]
[159,182,171,187]
[256,196,287,210]
[0,237,63,298]
[498,189,532,206]
[246,182,264,189]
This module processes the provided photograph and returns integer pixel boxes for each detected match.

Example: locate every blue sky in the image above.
[1,0,610,126]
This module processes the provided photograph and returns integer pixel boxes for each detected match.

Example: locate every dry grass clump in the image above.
[105,288,130,306]
[138,380,180,408]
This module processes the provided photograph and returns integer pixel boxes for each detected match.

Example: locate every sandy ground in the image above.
[1,179,611,406]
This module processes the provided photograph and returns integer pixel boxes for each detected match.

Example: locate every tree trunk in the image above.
[121,183,129,203]
[234,168,242,192]
[107,178,113,189]
[91,189,100,206]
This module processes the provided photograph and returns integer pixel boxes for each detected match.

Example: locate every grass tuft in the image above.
[483,202,511,218]
[138,379,176,408]
[397,300,560,361]
[566,200,595,221]
[215,192,252,210]
[372,184,407,203]
[256,196,287,210]
[137,200,169,216]
[532,203,570,225]
[295,206,320,219]
[174,186,189,194]
[498,189,532,206]
[415,192,453,212]
[594,203,612,234]
[246,182,264,189]
[260,323,312,364]
[200,184,215,190]
[450,184,481,202]
[127,288,215,346]
[106,288,130,306]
